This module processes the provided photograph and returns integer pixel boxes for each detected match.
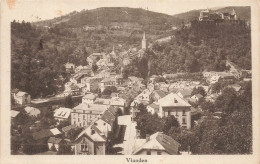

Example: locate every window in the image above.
[81,144,88,152]
[147,151,151,155]
[157,151,162,155]
[182,110,186,116]
[104,123,106,125]
[176,111,178,116]
[182,118,186,124]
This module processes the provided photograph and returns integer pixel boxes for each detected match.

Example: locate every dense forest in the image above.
[124,19,251,79]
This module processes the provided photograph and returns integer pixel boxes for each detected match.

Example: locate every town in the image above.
[10,7,252,155]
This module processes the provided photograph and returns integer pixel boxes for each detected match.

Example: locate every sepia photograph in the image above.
[1,0,260,163]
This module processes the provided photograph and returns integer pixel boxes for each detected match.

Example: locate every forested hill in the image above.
[34,7,183,29]
[173,6,251,22]
[125,20,251,79]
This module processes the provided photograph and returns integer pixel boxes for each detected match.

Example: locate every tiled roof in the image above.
[75,124,106,142]
[11,110,20,118]
[83,93,97,100]
[133,132,180,155]
[24,106,41,116]
[62,124,77,133]
[16,91,28,97]
[73,103,108,114]
[32,129,53,140]
[153,90,167,98]
[54,108,71,119]
[158,93,191,107]
[48,137,62,144]
[101,110,116,126]
[178,89,192,97]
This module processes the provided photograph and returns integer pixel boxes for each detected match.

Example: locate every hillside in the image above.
[173,6,250,22]
[34,7,183,29]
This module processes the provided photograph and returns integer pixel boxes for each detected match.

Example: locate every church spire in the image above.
[142,31,147,49]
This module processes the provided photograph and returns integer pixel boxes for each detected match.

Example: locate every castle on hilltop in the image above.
[199,8,238,22]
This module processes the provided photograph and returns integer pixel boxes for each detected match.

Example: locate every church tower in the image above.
[142,32,147,49]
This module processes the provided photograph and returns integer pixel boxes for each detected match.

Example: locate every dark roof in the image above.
[153,90,166,98]
[101,110,116,126]
[194,94,203,98]
[155,133,180,155]
[107,106,118,116]
[178,89,192,97]
[48,137,62,144]
[32,129,53,140]
[62,124,77,133]
[11,88,19,94]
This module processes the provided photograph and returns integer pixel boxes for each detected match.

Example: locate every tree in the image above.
[57,119,70,130]
[67,127,84,141]
[191,87,206,97]
[102,86,117,96]
[211,82,222,94]
[136,112,164,138]
[64,95,74,108]
[57,141,72,155]
[122,68,129,79]
[162,115,180,135]
[215,88,238,114]
[92,63,98,73]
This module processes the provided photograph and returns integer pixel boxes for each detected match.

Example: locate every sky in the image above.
[3,0,242,22]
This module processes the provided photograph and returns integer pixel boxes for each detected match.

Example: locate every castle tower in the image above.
[142,32,147,49]
[231,9,237,20]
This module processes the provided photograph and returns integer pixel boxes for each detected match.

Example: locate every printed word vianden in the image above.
[126,158,148,162]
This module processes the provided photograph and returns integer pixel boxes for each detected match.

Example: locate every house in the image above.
[11,110,20,119]
[32,128,61,141]
[228,84,242,92]
[24,106,41,117]
[94,98,111,105]
[177,89,193,99]
[128,76,144,85]
[53,108,72,123]
[74,124,106,155]
[63,83,80,96]
[158,93,191,129]
[150,90,167,102]
[65,62,75,72]
[110,97,126,114]
[146,102,159,115]
[94,109,116,137]
[135,89,152,103]
[74,65,91,74]
[99,77,117,92]
[62,124,77,137]
[81,77,103,93]
[71,103,109,127]
[11,88,19,99]
[190,94,203,102]
[14,91,31,105]
[132,132,180,155]
[47,137,64,151]
[158,83,170,93]
[82,93,97,104]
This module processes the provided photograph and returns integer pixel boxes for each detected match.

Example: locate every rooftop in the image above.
[73,103,108,114]
[158,93,191,107]
[133,132,180,155]
[53,108,72,119]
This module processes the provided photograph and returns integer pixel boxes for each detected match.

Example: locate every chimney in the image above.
[146,134,150,142]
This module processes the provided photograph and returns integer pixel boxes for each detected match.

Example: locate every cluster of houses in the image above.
[11,29,251,155]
